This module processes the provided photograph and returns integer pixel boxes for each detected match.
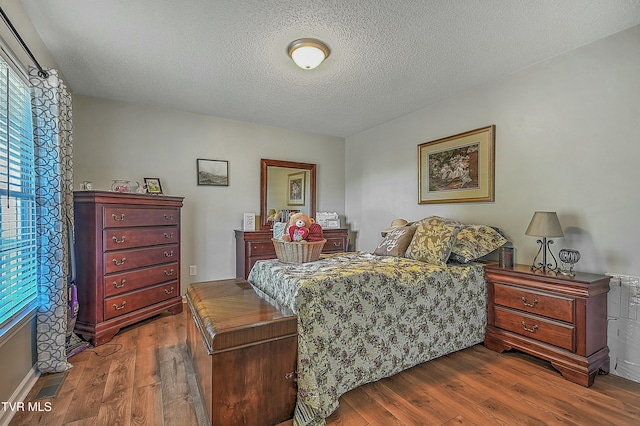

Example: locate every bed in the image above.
[247,216,507,426]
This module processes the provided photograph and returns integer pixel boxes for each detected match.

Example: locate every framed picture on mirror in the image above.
[286,172,305,206]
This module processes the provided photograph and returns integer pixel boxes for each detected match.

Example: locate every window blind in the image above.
[0,58,37,330]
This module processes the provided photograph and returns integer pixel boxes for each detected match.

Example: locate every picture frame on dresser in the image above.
[144,177,163,194]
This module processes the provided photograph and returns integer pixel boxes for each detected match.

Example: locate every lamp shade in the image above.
[525,211,564,237]
[288,38,330,70]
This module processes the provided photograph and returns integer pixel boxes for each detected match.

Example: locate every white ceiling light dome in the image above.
[287,38,330,70]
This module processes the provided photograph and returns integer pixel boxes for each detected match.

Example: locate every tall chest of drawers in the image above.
[73,191,184,345]
[484,263,610,387]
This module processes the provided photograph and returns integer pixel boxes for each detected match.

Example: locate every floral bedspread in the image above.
[248,252,487,426]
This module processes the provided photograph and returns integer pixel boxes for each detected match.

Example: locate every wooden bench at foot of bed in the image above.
[186,279,298,426]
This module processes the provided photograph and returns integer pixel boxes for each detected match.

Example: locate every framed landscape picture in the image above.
[418,125,495,204]
[197,159,229,186]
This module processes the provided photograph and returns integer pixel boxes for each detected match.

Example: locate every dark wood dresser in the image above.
[73,190,184,345]
[484,263,610,387]
[235,228,349,279]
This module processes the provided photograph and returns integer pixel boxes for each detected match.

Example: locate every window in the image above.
[0,55,37,331]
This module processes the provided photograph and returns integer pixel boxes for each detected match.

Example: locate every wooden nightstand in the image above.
[484,263,611,387]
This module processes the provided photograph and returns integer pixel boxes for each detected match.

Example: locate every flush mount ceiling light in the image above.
[287,38,330,70]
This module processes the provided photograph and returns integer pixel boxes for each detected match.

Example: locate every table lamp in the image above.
[525,211,564,272]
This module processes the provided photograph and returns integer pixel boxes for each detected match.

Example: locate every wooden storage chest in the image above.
[186,279,297,425]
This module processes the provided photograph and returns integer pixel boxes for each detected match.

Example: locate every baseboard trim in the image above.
[0,366,40,426]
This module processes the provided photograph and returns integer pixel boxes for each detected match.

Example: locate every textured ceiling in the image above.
[19,0,640,138]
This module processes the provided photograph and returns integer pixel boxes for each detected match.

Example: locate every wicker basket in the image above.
[272,238,326,264]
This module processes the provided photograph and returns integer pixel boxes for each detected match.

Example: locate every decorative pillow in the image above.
[449,224,508,263]
[405,220,461,266]
[412,215,463,228]
[374,226,416,257]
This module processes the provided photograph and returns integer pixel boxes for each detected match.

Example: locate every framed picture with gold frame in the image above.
[286,171,305,206]
[418,125,495,204]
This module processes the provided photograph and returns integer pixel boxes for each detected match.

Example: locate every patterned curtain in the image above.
[30,68,74,373]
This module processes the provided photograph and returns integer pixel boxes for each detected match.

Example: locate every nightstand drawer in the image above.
[494,306,575,351]
[324,237,346,252]
[494,283,574,323]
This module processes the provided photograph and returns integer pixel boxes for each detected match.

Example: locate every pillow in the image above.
[412,215,463,228]
[449,224,508,263]
[405,220,461,266]
[374,226,416,257]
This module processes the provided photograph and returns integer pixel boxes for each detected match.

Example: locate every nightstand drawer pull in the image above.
[521,296,538,308]
[521,321,539,333]
[164,232,174,239]
[113,279,126,288]
[164,251,174,258]
[112,236,126,244]
[164,269,174,276]
[164,287,175,295]
[112,213,126,221]
[164,214,174,220]
[112,257,126,265]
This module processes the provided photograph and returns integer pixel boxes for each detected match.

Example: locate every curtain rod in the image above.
[0,6,48,78]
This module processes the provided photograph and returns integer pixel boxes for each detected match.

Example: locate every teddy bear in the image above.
[282,212,323,242]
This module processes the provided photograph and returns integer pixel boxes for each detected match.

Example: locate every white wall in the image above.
[73,95,346,286]
[345,24,640,277]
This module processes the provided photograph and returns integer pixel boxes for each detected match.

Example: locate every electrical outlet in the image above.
[189,265,197,276]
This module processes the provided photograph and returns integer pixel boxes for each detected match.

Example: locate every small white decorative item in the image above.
[243,213,256,231]
[135,182,147,193]
[316,212,340,229]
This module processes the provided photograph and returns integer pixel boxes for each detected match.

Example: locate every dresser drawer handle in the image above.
[332,241,342,247]
[113,301,126,311]
[112,236,126,244]
[164,214,174,220]
[112,257,126,266]
[164,287,175,295]
[112,213,125,221]
[164,251,174,258]
[521,297,538,308]
[521,321,539,333]
[113,279,126,288]
[164,269,174,276]
[163,232,174,239]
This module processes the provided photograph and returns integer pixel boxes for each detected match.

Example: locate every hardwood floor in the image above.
[10,306,640,425]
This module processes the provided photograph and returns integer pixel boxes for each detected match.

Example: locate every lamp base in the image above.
[530,237,559,272]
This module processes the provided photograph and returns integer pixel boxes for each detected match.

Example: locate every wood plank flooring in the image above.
[9,306,640,425]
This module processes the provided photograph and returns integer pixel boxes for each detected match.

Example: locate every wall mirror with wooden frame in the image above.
[260,159,316,230]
